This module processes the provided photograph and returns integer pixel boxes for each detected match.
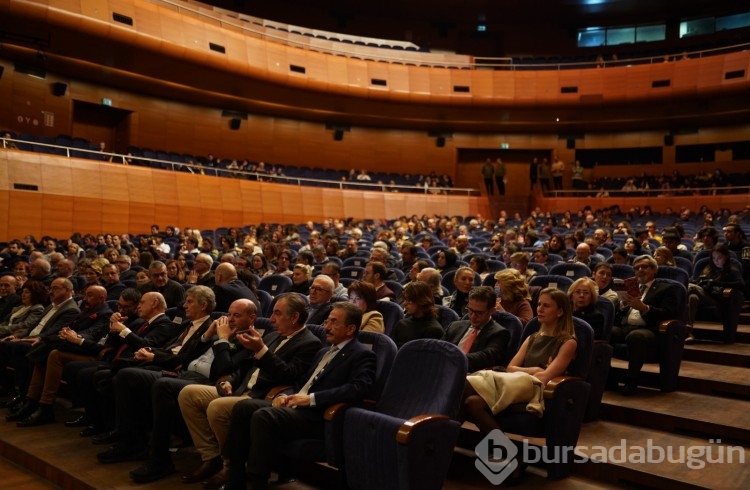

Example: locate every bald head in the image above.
[83,285,107,309]
[215,263,238,284]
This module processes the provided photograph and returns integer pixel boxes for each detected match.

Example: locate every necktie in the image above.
[461,327,479,354]
[245,335,289,391]
[113,321,149,360]
[298,346,339,395]
[639,284,648,297]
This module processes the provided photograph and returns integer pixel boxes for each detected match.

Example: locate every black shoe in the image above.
[92,430,121,445]
[6,400,37,422]
[80,425,105,437]
[17,405,54,427]
[64,414,89,427]
[96,443,148,464]
[129,458,176,483]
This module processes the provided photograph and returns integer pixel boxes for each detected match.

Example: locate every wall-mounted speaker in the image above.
[566,138,575,149]
[229,118,241,130]
[52,82,67,96]
[333,129,344,141]
[664,134,674,146]
[436,136,446,147]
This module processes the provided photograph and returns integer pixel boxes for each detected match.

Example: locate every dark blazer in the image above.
[574,304,605,340]
[19,298,80,340]
[138,279,186,309]
[307,301,334,326]
[223,327,322,397]
[291,338,376,412]
[213,279,260,314]
[197,272,216,288]
[0,292,21,323]
[151,316,215,371]
[26,303,113,362]
[105,281,127,302]
[617,278,682,331]
[442,319,510,372]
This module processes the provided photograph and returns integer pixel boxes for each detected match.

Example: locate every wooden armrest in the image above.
[593,339,610,345]
[323,402,347,421]
[543,375,583,399]
[658,319,681,334]
[265,385,292,400]
[722,287,733,298]
[396,414,449,444]
[97,347,113,361]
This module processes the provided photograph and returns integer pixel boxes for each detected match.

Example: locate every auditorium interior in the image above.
[1,0,750,488]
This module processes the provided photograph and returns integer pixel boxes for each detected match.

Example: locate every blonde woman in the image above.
[493,268,533,326]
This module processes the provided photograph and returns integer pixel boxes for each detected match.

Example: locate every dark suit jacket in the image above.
[213,279,260,314]
[223,327,323,397]
[151,316,214,371]
[19,298,80,340]
[105,281,127,302]
[197,272,215,288]
[0,293,21,323]
[93,313,177,363]
[617,278,682,331]
[138,279,186,309]
[27,303,113,362]
[292,338,377,412]
[307,301,334,326]
[442,319,510,372]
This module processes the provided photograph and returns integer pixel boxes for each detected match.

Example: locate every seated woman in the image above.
[568,277,606,339]
[347,281,384,333]
[288,264,312,295]
[623,235,644,262]
[165,258,186,284]
[610,247,630,265]
[493,269,533,326]
[435,249,458,276]
[462,288,577,435]
[392,281,444,348]
[509,252,536,284]
[469,255,491,281]
[687,243,744,343]
[0,280,47,339]
[250,252,270,277]
[653,247,675,267]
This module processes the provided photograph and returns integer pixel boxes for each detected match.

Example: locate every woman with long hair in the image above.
[493,269,533,326]
[392,281,443,348]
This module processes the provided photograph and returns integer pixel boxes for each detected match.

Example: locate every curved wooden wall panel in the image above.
[0,150,489,238]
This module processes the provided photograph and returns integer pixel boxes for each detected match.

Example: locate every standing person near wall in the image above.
[551,155,565,191]
[481,159,495,196]
[494,158,506,196]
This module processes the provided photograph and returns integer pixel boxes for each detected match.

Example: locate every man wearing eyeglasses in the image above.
[611,254,682,395]
[306,275,335,325]
[138,261,185,308]
[443,286,510,372]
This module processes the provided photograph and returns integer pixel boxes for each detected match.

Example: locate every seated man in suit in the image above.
[187,253,216,287]
[0,274,21,323]
[10,285,112,426]
[362,261,395,300]
[306,275,335,325]
[221,302,376,490]
[177,293,322,488]
[1,277,80,411]
[126,299,268,484]
[69,291,176,437]
[137,261,185,308]
[101,263,127,302]
[213,262,260,314]
[96,286,218,464]
[442,286,511,373]
[610,254,682,395]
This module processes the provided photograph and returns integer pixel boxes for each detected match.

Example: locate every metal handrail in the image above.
[0,137,478,196]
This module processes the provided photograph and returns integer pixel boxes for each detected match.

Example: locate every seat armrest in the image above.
[97,347,113,361]
[324,402,348,421]
[396,414,450,444]
[265,385,292,400]
[722,287,733,298]
[658,319,681,334]
[543,375,583,399]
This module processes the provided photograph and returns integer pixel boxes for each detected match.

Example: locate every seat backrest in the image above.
[258,274,293,296]
[375,339,467,420]
[654,278,688,322]
[528,274,574,292]
[657,265,689,287]
[436,304,460,330]
[357,331,398,400]
[610,263,635,280]
[340,266,365,280]
[595,296,615,341]
[342,257,367,268]
[256,289,273,317]
[520,317,594,379]
[305,324,328,344]
[550,263,592,280]
[374,300,405,337]
[674,256,693,276]
[486,260,506,272]
[491,311,523,365]
[527,262,549,275]
[383,280,403,299]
